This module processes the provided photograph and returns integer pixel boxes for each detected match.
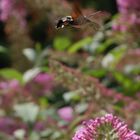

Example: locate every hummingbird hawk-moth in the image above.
[55,3,105,31]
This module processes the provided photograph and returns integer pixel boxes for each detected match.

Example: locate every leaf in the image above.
[23,48,36,62]
[0,69,22,82]
[51,131,61,139]
[23,68,41,82]
[63,89,81,102]
[75,103,88,114]
[82,68,107,78]
[96,38,115,53]
[113,71,140,95]
[14,129,26,139]
[29,132,40,140]
[53,37,71,51]
[113,72,132,88]
[126,65,140,75]
[102,45,126,69]
[14,102,39,123]
[0,45,8,53]
[134,118,140,133]
[68,37,92,53]
[39,97,49,107]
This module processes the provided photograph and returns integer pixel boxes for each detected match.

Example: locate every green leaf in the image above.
[0,69,22,82]
[0,45,8,53]
[35,42,42,54]
[53,37,71,51]
[29,132,40,140]
[113,72,132,88]
[14,102,39,123]
[134,118,140,133]
[102,45,127,69]
[111,45,126,59]
[113,71,140,95]
[63,89,82,102]
[75,103,88,114]
[68,37,92,53]
[96,39,114,53]
[23,68,41,82]
[23,48,36,62]
[82,68,107,78]
[39,97,49,107]
[127,65,140,75]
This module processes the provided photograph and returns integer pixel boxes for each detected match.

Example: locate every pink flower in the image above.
[0,80,20,93]
[33,73,54,93]
[0,0,27,26]
[0,80,22,108]
[34,121,46,132]
[25,73,54,96]
[0,0,14,21]
[58,106,74,122]
[9,80,20,89]
[113,0,140,32]
[0,117,27,135]
[117,0,140,12]
[72,114,140,140]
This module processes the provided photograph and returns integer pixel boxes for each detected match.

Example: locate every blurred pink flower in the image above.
[25,73,54,96]
[0,81,8,89]
[57,106,73,122]
[117,0,140,12]
[0,117,26,135]
[9,80,20,89]
[34,73,53,88]
[0,80,21,93]
[0,80,22,109]
[0,0,13,21]
[0,0,27,26]
[113,0,140,31]
[33,73,54,93]
[72,114,140,140]
[34,121,46,132]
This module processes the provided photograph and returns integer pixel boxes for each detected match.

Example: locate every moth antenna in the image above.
[86,11,101,18]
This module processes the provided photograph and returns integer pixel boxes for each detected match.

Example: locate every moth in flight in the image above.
[55,3,105,31]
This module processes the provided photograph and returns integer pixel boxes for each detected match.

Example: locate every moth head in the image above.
[65,16,73,22]
[55,16,73,29]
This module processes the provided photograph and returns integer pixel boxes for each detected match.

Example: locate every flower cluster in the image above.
[25,73,54,96]
[72,114,140,140]
[113,0,140,32]
[117,0,140,14]
[0,117,26,135]
[0,0,27,26]
[0,79,22,108]
[0,72,54,110]
[0,79,20,93]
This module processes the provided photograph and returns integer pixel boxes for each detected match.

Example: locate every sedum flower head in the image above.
[113,0,140,32]
[72,114,140,140]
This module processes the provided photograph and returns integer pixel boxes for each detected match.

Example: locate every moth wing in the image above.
[71,21,100,33]
[90,22,100,31]
[71,3,83,19]
[86,11,109,25]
